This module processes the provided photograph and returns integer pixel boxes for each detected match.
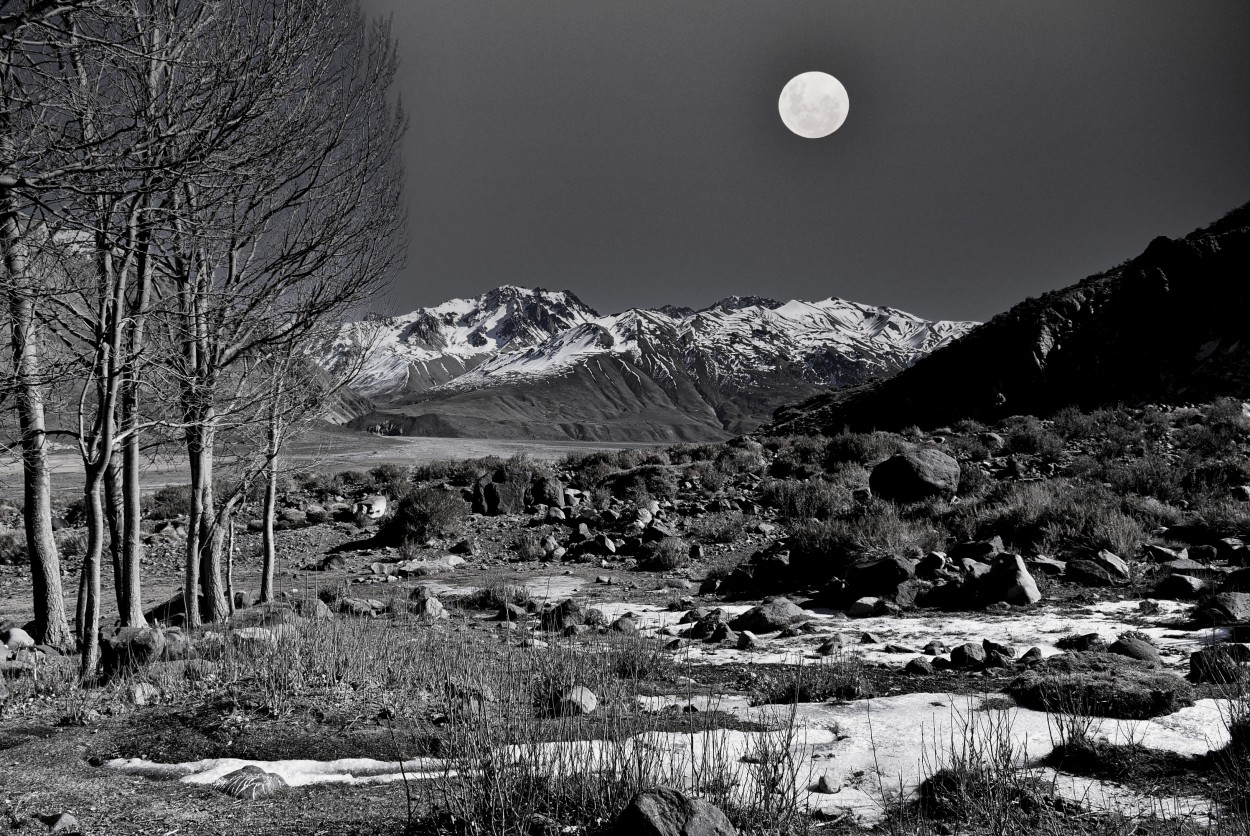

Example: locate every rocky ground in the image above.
[1,404,1249,835]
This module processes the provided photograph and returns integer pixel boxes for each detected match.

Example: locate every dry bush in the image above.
[691,511,744,544]
[823,430,905,468]
[383,487,468,544]
[0,529,28,564]
[644,536,689,570]
[366,463,411,496]
[760,478,851,523]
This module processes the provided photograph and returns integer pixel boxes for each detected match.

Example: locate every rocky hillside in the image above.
[335,288,974,442]
[770,202,1250,434]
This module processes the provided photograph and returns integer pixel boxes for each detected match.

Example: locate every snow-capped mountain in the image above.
[332,287,977,442]
[329,286,597,397]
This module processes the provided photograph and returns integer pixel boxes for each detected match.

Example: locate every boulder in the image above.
[213,765,288,800]
[1092,549,1132,583]
[1065,559,1119,587]
[728,597,807,633]
[847,597,882,618]
[1194,592,1250,625]
[1008,653,1194,719]
[949,537,1004,560]
[905,657,935,676]
[980,553,1042,606]
[613,787,737,836]
[1153,573,1206,600]
[1189,644,1250,684]
[869,449,960,503]
[1108,635,1161,666]
[531,475,566,508]
[1,626,35,650]
[949,643,986,669]
[560,685,598,716]
[101,626,167,679]
[845,555,916,598]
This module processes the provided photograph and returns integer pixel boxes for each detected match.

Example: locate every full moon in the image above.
[778,72,849,138]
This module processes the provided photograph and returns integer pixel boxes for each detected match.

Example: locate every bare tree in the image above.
[153,0,404,626]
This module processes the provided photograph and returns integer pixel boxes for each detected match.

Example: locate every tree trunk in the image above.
[226,518,235,617]
[78,468,105,678]
[119,414,146,626]
[1,190,71,649]
[104,456,124,616]
[260,389,282,603]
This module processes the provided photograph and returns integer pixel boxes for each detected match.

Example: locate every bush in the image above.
[0,529,26,564]
[958,479,1146,557]
[753,653,870,704]
[690,511,743,544]
[365,463,411,496]
[598,465,678,502]
[823,431,904,468]
[144,485,192,519]
[1001,417,1065,460]
[644,537,688,570]
[382,487,468,544]
[759,478,850,523]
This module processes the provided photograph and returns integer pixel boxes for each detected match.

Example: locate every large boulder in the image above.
[101,626,168,679]
[1194,592,1250,625]
[728,597,807,633]
[1007,653,1194,719]
[980,553,1042,606]
[845,555,916,598]
[613,787,737,836]
[213,765,288,800]
[1189,644,1250,684]
[531,475,566,509]
[869,449,960,503]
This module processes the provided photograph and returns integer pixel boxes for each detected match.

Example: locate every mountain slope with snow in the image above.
[331,287,976,442]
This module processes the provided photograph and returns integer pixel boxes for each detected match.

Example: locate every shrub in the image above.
[365,463,411,496]
[512,534,546,561]
[1001,417,1065,460]
[753,653,870,704]
[644,537,688,570]
[759,478,850,523]
[690,511,743,544]
[383,487,468,544]
[823,431,904,468]
[0,529,26,564]
[144,485,192,519]
[959,479,1146,557]
[598,465,678,502]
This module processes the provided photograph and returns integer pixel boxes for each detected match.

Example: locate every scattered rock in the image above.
[613,787,737,836]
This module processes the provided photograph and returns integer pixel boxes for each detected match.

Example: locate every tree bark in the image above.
[104,456,124,616]
[1,188,71,649]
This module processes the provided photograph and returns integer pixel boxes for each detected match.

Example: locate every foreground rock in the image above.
[869,449,960,503]
[1007,653,1194,719]
[613,787,737,836]
[728,597,807,633]
[213,765,288,800]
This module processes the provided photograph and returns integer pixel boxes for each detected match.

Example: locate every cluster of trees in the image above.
[0,0,405,675]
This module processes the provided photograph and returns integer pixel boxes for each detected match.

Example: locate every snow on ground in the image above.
[106,693,1233,824]
[580,597,1226,671]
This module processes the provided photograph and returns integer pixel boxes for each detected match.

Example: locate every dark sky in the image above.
[357,0,1250,322]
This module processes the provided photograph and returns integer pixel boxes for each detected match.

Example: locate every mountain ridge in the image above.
[768,201,1250,435]
[327,286,976,442]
